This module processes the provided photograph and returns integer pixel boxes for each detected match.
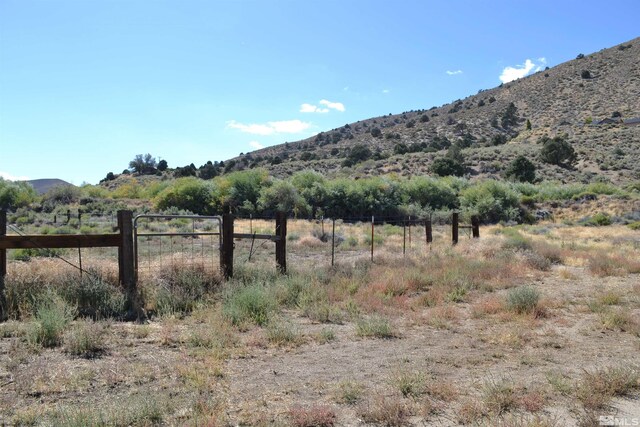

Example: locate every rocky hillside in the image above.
[227,37,640,184]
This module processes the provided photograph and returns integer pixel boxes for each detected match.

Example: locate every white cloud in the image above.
[0,171,29,181]
[300,99,345,113]
[249,141,264,150]
[499,58,547,83]
[382,89,390,94]
[319,99,345,112]
[446,70,463,75]
[300,103,329,113]
[227,119,312,135]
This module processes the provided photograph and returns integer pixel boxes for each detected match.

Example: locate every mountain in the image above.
[226,38,640,184]
[26,179,74,194]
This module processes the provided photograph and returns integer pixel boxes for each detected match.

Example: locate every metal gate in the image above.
[133,214,222,281]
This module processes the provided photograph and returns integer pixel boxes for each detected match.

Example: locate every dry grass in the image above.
[2,222,639,425]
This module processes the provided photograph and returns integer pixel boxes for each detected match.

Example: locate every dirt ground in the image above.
[1,225,639,426]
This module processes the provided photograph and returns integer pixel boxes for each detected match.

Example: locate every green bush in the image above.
[154,177,215,214]
[460,180,520,223]
[584,212,612,226]
[506,286,540,314]
[58,272,126,319]
[63,320,107,357]
[224,283,277,326]
[28,293,76,348]
[505,156,536,183]
[539,135,576,167]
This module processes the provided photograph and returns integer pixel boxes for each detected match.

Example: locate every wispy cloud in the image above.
[227,119,311,135]
[301,99,345,113]
[446,70,463,75]
[499,57,546,83]
[319,99,345,112]
[300,103,329,113]
[249,141,264,150]
[382,89,390,94]
[0,171,29,181]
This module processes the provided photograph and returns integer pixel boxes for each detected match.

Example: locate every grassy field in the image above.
[1,221,639,426]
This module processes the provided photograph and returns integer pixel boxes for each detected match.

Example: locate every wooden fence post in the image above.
[452,212,459,245]
[221,209,234,279]
[331,218,335,267]
[371,216,375,261]
[472,215,480,239]
[117,210,138,319]
[425,219,433,244]
[275,212,287,274]
[0,211,6,321]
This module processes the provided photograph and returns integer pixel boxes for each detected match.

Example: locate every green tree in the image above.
[526,119,532,130]
[501,102,520,128]
[539,135,577,167]
[157,159,168,171]
[0,179,37,211]
[505,156,536,183]
[128,153,157,174]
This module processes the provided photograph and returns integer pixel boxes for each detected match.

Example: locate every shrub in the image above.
[154,177,215,214]
[581,70,591,79]
[224,283,277,326]
[584,212,612,226]
[576,366,640,410]
[63,320,107,357]
[335,380,363,404]
[155,265,221,316]
[431,157,464,177]
[506,286,540,314]
[28,293,76,347]
[539,135,576,167]
[59,272,126,319]
[289,405,336,427]
[356,316,396,338]
[505,155,536,183]
[266,317,302,346]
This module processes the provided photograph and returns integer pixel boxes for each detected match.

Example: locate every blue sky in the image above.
[1,0,638,185]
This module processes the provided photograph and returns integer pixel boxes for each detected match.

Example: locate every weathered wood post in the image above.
[452,212,459,245]
[117,210,137,318]
[275,212,287,274]
[472,215,480,239]
[425,218,433,244]
[370,216,375,261]
[67,209,71,224]
[331,218,336,267]
[221,207,234,279]
[403,218,406,255]
[0,211,7,321]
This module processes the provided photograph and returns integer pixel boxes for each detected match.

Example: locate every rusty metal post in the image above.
[275,212,287,273]
[221,209,234,279]
[472,215,480,239]
[452,212,459,245]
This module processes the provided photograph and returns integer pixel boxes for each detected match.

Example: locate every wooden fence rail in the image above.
[0,210,479,320]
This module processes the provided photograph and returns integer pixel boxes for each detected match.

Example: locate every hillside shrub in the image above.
[506,286,540,314]
[505,156,536,183]
[539,135,576,167]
